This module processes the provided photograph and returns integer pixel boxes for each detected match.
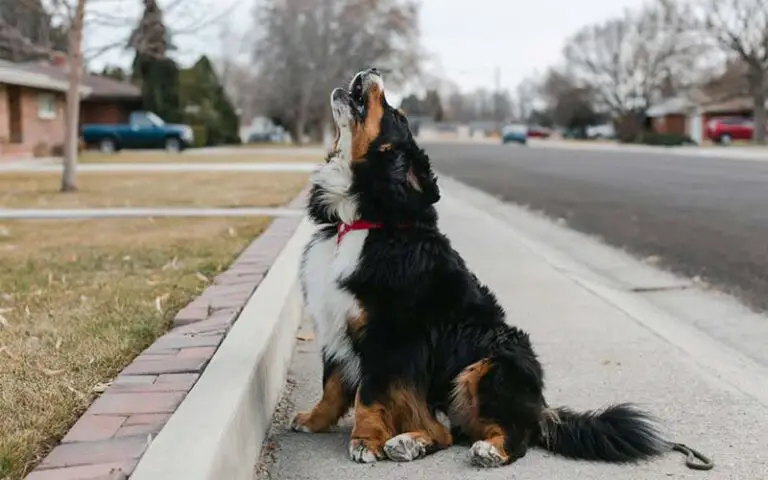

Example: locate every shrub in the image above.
[32,142,50,157]
[190,125,207,148]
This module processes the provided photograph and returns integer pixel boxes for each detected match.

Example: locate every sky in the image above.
[89,0,649,97]
[417,0,647,92]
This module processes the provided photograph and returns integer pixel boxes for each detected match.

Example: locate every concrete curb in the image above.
[129,218,312,480]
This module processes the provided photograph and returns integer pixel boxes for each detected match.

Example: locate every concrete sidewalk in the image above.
[255,178,768,479]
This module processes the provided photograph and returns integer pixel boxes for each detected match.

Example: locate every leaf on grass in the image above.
[296,332,315,342]
[92,382,111,393]
[55,338,63,350]
[66,385,87,400]
[41,368,65,376]
[195,272,209,283]
[155,293,170,313]
[48,272,54,285]
[162,257,179,271]
[228,227,236,237]
[0,313,8,328]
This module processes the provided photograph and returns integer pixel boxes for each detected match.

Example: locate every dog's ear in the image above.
[405,147,439,204]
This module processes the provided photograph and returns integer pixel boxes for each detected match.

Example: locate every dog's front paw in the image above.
[384,433,428,462]
[290,412,316,433]
[348,439,384,463]
[469,440,509,468]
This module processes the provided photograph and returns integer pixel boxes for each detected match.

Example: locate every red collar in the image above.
[337,220,383,245]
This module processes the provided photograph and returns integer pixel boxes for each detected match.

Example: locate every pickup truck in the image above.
[81,111,195,153]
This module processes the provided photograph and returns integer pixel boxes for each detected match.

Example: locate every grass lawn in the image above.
[77,151,322,164]
[0,172,307,478]
[0,172,308,209]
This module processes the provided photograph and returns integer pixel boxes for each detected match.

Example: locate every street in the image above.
[424,142,768,312]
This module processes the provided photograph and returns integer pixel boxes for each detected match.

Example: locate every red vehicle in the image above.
[705,117,768,144]
[526,126,551,139]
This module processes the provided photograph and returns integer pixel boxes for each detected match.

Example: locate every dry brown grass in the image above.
[0,172,308,209]
[0,217,277,479]
[77,151,322,164]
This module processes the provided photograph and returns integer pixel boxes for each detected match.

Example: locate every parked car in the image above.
[586,123,616,140]
[527,125,551,139]
[501,124,528,145]
[81,111,195,153]
[705,117,767,145]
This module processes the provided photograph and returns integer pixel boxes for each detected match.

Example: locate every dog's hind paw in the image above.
[469,440,508,468]
[384,433,428,462]
[348,439,383,463]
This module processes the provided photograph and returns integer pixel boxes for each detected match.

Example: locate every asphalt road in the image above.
[424,142,768,312]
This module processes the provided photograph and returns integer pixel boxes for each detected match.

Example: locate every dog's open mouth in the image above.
[350,77,365,115]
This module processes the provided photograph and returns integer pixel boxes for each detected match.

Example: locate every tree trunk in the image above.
[61,0,87,193]
[292,111,306,146]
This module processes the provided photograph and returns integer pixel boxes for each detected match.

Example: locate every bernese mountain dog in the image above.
[291,67,710,470]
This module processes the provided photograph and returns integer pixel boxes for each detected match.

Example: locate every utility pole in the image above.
[493,65,501,134]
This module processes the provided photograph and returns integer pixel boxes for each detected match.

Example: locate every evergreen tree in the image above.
[129,0,180,123]
[179,56,240,145]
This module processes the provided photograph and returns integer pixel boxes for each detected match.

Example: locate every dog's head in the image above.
[309,68,439,225]
[330,67,411,161]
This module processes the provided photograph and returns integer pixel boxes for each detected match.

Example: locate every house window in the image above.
[37,93,58,120]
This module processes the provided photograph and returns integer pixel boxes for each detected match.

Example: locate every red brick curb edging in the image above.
[25,191,308,480]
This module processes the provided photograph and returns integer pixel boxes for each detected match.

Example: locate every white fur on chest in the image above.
[301,229,367,386]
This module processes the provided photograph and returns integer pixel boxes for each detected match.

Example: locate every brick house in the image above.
[0,60,84,158]
[0,56,141,159]
[647,94,759,144]
[15,54,142,127]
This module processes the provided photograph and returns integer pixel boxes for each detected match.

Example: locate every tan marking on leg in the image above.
[450,359,492,438]
[350,389,393,460]
[388,384,452,448]
[292,372,350,432]
[378,143,392,152]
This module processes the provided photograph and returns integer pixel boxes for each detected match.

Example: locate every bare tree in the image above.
[251,0,422,144]
[512,76,539,123]
[61,0,86,192]
[564,0,702,117]
[695,0,768,143]
[539,67,600,132]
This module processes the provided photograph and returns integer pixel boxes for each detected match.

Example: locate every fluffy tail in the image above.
[536,403,671,462]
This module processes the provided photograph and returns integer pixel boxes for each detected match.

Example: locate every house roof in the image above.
[646,97,693,117]
[0,59,140,99]
[647,93,765,117]
[0,59,91,94]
